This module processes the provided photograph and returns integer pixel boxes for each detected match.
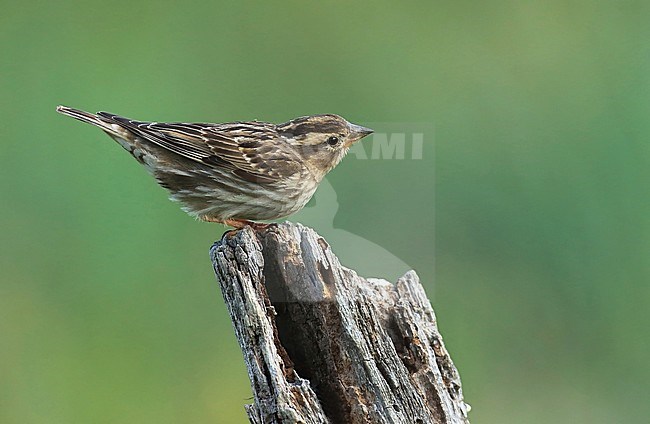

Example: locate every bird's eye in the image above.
[327,136,340,146]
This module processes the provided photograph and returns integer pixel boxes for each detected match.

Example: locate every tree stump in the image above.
[210,222,470,424]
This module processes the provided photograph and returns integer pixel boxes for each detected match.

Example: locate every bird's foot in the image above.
[222,219,275,231]
[224,220,276,239]
[203,216,277,234]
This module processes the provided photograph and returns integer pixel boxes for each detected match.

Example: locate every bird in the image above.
[56,106,373,229]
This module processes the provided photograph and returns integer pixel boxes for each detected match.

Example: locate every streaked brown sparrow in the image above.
[56,106,372,229]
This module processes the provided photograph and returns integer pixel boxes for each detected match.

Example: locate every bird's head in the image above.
[278,114,373,180]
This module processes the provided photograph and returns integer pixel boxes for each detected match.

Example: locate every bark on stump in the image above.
[210,222,470,424]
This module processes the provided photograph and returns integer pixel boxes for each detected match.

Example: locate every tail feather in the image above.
[57,105,109,128]
[57,105,158,168]
[56,105,129,138]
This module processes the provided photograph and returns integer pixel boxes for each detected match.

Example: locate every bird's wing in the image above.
[97,113,302,184]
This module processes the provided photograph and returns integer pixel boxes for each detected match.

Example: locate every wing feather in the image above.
[96,113,302,183]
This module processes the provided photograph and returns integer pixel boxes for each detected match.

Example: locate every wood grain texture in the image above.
[210,222,470,424]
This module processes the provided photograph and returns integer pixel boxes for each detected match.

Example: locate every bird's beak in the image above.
[346,123,374,146]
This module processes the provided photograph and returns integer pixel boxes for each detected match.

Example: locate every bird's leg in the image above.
[200,217,244,238]
[202,216,274,231]
[225,219,276,231]
[254,222,277,231]
[222,219,250,229]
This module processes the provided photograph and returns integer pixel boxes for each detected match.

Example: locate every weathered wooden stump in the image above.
[210,222,470,424]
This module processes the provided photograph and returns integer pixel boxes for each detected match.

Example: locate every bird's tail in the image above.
[56,105,127,138]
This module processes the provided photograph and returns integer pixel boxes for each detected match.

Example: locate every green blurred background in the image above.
[2,1,649,423]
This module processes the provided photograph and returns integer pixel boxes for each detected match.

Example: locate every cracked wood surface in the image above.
[210,222,470,424]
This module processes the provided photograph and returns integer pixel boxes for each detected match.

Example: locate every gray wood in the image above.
[210,222,470,424]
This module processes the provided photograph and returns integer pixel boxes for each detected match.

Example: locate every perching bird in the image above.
[56,106,373,229]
